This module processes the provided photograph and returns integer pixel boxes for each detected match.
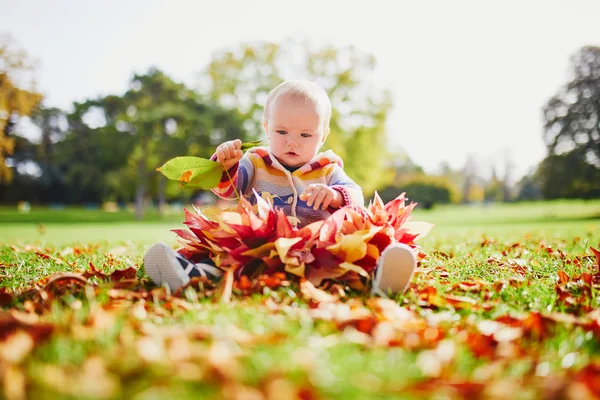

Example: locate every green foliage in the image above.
[484,178,504,202]
[541,46,600,199]
[156,156,223,189]
[515,173,542,201]
[200,40,395,193]
[156,140,262,190]
[0,33,43,184]
[7,68,246,208]
[536,150,600,199]
[379,175,458,209]
[241,140,264,152]
[2,200,599,245]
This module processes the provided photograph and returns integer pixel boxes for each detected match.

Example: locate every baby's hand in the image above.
[300,184,343,210]
[215,139,243,170]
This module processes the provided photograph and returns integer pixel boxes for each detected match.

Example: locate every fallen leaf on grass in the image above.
[0,331,34,364]
[37,356,120,399]
[109,267,137,281]
[300,279,338,305]
[0,288,13,306]
[35,251,64,265]
[3,365,26,400]
[0,312,54,343]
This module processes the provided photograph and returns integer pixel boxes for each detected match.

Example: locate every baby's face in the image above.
[264,95,328,168]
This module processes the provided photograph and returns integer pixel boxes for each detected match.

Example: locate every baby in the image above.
[144,80,416,296]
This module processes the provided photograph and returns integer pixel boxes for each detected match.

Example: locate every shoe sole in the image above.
[374,244,416,295]
[143,243,190,291]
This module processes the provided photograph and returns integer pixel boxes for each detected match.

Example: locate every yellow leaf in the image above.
[366,243,380,260]
[241,242,275,258]
[0,331,33,363]
[326,228,380,263]
[402,221,435,240]
[285,262,305,277]
[300,279,338,303]
[339,262,370,278]
[221,211,243,225]
[201,206,225,220]
[274,237,302,264]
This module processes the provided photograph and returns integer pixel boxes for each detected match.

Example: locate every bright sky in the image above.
[2,0,599,181]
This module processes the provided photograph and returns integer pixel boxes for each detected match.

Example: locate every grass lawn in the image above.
[1,200,600,399]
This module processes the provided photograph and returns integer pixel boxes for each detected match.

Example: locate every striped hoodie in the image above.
[211,147,364,227]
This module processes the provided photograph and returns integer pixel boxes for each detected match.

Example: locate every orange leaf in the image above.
[178,170,193,183]
[591,246,600,273]
[557,270,570,284]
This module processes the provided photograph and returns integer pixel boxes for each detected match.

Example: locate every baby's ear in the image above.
[262,120,269,134]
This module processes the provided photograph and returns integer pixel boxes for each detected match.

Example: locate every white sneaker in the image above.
[371,243,417,297]
[143,242,222,290]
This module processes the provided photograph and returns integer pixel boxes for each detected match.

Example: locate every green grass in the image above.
[1,200,598,245]
[1,200,600,399]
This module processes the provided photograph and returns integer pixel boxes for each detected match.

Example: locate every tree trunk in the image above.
[158,175,166,217]
[157,126,168,217]
[135,133,147,220]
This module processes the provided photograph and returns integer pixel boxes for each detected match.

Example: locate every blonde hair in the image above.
[263,80,332,130]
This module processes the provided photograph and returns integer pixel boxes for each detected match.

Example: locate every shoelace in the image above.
[178,256,222,278]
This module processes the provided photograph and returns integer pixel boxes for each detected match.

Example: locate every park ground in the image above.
[1,200,600,399]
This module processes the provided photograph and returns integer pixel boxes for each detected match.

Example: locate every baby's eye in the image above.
[301,133,312,138]
[276,130,287,135]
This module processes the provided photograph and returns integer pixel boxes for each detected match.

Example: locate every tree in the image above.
[122,68,245,218]
[484,167,504,203]
[30,106,68,202]
[515,169,542,201]
[0,33,43,184]
[461,154,481,203]
[199,40,395,194]
[54,96,135,203]
[380,175,455,209]
[542,46,600,198]
[536,150,600,199]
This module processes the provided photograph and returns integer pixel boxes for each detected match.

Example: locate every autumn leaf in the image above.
[402,221,435,241]
[156,141,263,190]
[241,140,264,152]
[109,267,137,282]
[156,156,224,189]
[591,246,600,272]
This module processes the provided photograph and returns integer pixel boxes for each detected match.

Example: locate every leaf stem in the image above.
[224,167,240,200]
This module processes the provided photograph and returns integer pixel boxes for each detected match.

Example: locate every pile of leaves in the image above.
[174,191,431,293]
[156,140,432,293]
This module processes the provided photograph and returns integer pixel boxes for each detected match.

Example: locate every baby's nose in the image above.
[287,139,299,148]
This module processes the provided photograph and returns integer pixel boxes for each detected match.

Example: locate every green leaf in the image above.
[241,140,264,152]
[156,156,224,189]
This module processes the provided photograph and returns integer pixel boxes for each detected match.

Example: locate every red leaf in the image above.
[0,288,13,306]
[0,312,54,343]
[83,261,107,280]
[275,209,295,238]
[574,363,600,396]
[183,208,219,230]
[109,267,137,281]
[319,207,346,244]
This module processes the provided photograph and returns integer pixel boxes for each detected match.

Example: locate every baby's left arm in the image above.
[326,164,365,208]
